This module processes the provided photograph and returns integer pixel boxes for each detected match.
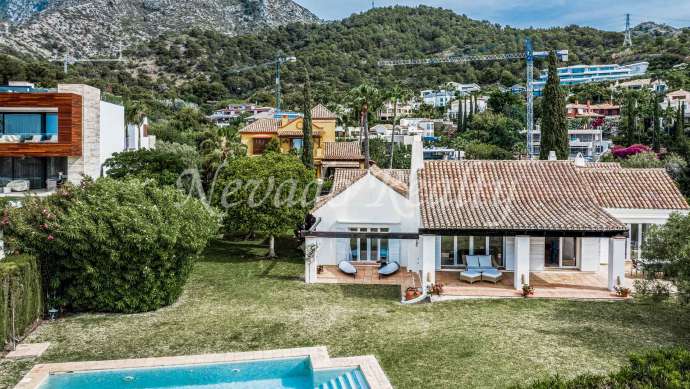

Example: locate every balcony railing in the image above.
[0,133,58,143]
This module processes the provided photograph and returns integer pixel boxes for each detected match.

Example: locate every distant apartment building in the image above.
[445,82,481,95]
[614,78,667,94]
[447,96,488,119]
[661,90,690,119]
[533,62,649,95]
[378,100,414,121]
[209,103,273,126]
[566,101,620,118]
[420,90,455,108]
[0,82,132,192]
[398,118,435,138]
[531,128,611,161]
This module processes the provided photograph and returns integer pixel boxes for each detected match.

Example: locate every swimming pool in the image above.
[16,347,390,389]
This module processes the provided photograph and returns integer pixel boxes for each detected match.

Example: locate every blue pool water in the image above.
[40,357,370,389]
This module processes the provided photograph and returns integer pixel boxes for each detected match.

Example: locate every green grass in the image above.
[3,238,690,388]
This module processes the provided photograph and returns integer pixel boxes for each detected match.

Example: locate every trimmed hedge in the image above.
[0,255,42,348]
[521,347,690,388]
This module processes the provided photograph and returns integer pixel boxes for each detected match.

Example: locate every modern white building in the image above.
[534,62,649,95]
[420,90,455,108]
[531,128,612,161]
[445,82,481,95]
[125,116,156,151]
[446,96,488,119]
[378,100,414,121]
[305,138,689,298]
[614,78,667,94]
[0,82,142,193]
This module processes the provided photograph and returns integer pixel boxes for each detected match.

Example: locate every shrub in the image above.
[103,141,200,187]
[619,152,663,168]
[464,142,514,160]
[4,178,218,313]
[643,213,690,304]
[611,144,652,158]
[520,348,690,388]
[633,279,671,302]
[0,255,42,348]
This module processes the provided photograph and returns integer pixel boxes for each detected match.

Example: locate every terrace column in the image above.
[608,235,627,291]
[304,237,319,284]
[421,235,437,287]
[514,235,531,290]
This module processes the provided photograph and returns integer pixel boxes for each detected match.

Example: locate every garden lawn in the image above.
[2,238,690,388]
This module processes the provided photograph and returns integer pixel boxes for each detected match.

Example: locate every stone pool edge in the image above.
[14,346,393,389]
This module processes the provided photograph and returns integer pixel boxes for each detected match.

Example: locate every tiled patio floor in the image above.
[316,263,636,300]
[316,264,422,293]
[436,265,632,300]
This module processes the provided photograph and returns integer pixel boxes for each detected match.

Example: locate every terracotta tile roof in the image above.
[313,167,410,211]
[578,168,689,210]
[277,129,323,137]
[239,118,278,133]
[323,142,364,160]
[418,160,627,233]
[584,162,623,170]
[311,104,337,119]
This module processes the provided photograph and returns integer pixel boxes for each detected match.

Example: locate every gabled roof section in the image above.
[311,104,337,119]
[418,160,627,233]
[239,118,278,133]
[577,168,689,210]
[312,167,410,212]
[323,142,364,161]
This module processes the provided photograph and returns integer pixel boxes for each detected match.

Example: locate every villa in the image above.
[0,82,139,193]
[304,137,689,299]
[239,104,366,177]
[534,62,649,95]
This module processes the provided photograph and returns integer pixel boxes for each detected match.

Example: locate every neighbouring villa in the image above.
[239,104,366,177]
[304,137,690,300]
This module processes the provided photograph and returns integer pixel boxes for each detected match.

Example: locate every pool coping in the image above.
[14,346,393,389]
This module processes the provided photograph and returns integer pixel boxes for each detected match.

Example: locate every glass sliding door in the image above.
[489,236,504,268]
[359,228,368,260]
[473,236,487,255]
[441,236,454,267]
[562,237,577,267]
[379,228,389,261]
[545,237,560,267]
[457,236,470,266]
[349,228,359,261]
[370,228,379,261]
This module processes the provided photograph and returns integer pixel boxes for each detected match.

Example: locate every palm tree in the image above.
[347,84,384,168]
[386,85,413,168]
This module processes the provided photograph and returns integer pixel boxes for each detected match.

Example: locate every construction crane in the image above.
[230,54,297,114]
[52,46,126,74]
[379,38,568,158]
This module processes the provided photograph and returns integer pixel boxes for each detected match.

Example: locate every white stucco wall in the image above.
[605,208,689,225]
[99,101,126,174]
[579,237,601,272]
[312,173,419,267]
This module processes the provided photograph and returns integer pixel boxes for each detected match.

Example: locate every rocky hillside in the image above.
[0,0,318,57]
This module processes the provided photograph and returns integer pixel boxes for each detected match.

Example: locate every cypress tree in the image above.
[539,51,568,160]
[456,93,463,133]
[652,94,661,152]
[301,69,314,169]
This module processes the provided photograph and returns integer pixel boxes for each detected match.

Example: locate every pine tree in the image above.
[539,51,568,160]
[301,69,314,169]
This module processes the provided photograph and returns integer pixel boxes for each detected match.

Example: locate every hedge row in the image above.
[0,254,42,349]
[521,347,690,388]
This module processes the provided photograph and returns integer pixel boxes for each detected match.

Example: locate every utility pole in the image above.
[624,13,633,47]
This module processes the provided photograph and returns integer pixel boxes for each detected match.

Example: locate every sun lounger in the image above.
[460,269,482,284]
[338,261,357,278]
[481,268,503,284]
[378,261,400,278]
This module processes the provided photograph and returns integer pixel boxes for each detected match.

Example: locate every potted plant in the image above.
[316,265,324,274]
[614,277,631,298]
[521,284,535,298]
[427,283,444,296]
[405,287,421,301]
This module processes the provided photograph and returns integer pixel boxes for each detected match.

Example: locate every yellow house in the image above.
[239,104,365,176]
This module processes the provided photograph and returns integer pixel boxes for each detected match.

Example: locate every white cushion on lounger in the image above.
[338,261,357,275]
[482,268,501,276]
[378,261,400,276]
[478,255,492,268]
[461,270,482,277]
[466,256,480,268]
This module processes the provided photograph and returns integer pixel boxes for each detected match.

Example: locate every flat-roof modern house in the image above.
[534,62,648,96]
[0,83,128,192]
[304,138,689,300]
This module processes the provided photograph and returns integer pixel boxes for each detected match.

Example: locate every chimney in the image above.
[574,152,586,167]
[409,135,424,230]
[548,151,557,161]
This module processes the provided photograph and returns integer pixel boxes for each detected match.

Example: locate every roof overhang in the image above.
[418,228,628,237]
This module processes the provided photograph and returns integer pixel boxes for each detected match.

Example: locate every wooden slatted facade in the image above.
[0,93,82,157]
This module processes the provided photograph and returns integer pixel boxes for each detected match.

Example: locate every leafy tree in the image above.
[265,137,280,153]
[0,55,25,85]
[198,125,247,187]
[385,85,413,168]
[464,142,514,160]
[347,84,384,167]
[213,153,316,257]
[104,142,200,186]
[539,51,568,160]
[3,178,218,313]
[643,213,690,304]
[460,111,522,150]
[302,69,314,169]
[369,138,411,169]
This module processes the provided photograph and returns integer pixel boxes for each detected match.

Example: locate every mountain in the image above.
[632,21,683,38]
[0,0,319,57]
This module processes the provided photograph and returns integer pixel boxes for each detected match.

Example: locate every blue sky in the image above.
[294,0,690,31]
